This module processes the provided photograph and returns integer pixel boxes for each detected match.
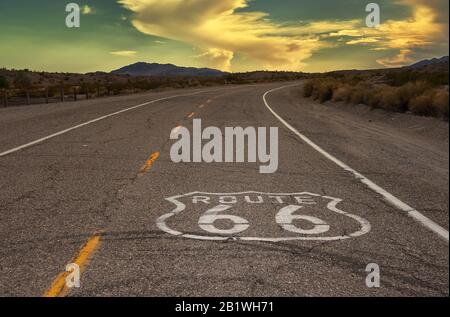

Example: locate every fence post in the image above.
[60,85,64,103]
[73,87,77,101]
[85,86,89,100]
[97,85,100,98]
[45,87,49,104]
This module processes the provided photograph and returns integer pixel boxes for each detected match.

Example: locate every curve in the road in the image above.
[263,84,449,243]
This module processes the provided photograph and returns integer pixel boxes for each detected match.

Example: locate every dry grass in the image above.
[433,90,449,117]
[303,81,314,98]
[377,86,405,112]
[349,87,365,105]
[332,85,352,102]
[409,92,435,116]
[303,77,449,120]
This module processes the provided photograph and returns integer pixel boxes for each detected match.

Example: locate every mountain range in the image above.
[408,56,449,69]
[110,62,227,77]
[110,56,449,78]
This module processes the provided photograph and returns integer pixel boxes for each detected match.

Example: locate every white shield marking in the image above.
[156,191,371,242]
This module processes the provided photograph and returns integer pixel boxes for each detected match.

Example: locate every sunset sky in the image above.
[0,0,448,73]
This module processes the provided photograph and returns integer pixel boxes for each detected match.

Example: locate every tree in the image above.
[14,71,33,105]
[0,75,9,107]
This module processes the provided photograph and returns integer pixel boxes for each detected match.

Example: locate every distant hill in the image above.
[323,56,449,78]
[111,62,227,77]
[408,56,449,70]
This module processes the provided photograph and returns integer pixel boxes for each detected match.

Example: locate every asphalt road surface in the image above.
[0,82,448,297]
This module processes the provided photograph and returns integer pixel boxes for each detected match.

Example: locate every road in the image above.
[0,82,448,297]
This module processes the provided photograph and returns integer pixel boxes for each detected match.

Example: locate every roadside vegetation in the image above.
[0,75,9,107]
[0,68,305,107]
[302,67,449,120]
[0,68,228,107]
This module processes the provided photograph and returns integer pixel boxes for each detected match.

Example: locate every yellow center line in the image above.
[44,150,161,296]
[187,112,195,119]
[138,151,160,176]
[43,234,102,297]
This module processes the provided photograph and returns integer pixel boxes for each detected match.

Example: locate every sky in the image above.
[0,0,448,73]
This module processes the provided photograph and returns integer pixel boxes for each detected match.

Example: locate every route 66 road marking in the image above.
[156,191,371,242]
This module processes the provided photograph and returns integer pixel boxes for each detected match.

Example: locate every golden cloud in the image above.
[110,50,137,57]
[376,49,414,67]
[331,0,448,67]
[118,0,448,70]
[118,0,361,71]
[194,49,234,72]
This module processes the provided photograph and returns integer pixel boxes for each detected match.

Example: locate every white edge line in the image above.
[263,84,449,243]
[0,90,207,158]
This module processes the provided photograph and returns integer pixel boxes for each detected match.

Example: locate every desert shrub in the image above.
[303,81,314,98]
[377,86,405,112]
[409,91,436,116]
[433,90,449,119]
[316,80,334,103]
[364,92,381,108]
[345,74,365,86]
[311,83,320,100]
[386,70,449,87]
[349,88,366,105]
[307,79,320,100]
[332,85,352,102]
[396,81,431,108]
[396,82,413,102]
[13,71,32,90]
[302,74,448,119]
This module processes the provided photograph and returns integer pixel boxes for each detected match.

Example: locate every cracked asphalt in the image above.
[0,82,448,296]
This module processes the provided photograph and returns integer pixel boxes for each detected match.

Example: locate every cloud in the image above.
[292,20,361,35]
[118,0,448,71]
[346,38,380,45]
[329,30,364,37]
[117,0,356,71]
[376,49,414,67]
[330,0,448,67]
[194,48,234,71]
[110,50,137,57]
[82,5,95,15]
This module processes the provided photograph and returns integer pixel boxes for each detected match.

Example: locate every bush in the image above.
[409,91,435,116]
[396,81,430,108]
[316,81,334,103]
[386,70,449,87]
[332,85,352,102]
[349,88,366,105]
[364,93,378,108]
[301,75,448,119]
[433,90,449,119]
[377,87,405,112]
[303,81,314,98]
